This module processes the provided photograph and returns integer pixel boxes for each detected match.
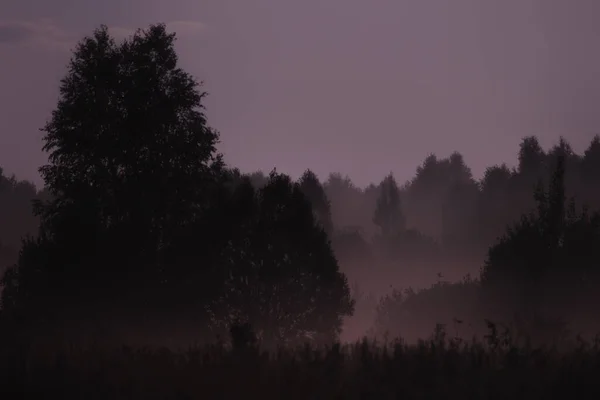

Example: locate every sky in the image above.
[1,0,600,189]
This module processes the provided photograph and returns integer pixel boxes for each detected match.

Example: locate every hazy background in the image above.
[2,0,600,188]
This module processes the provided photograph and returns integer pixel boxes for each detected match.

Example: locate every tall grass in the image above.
[1,323,600,399]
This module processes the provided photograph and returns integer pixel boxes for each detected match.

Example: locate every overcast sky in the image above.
[1,0,600,188]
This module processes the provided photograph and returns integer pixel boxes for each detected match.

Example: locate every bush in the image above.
[372,276,482,343]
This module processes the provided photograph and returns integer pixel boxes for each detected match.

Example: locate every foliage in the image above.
[38,24,223,244]
[206,172,354,347]
[2,24,223,339]
[373,173,405,237]
[298,169,334,236]
[481,155,600,340]
[372,276,482,343]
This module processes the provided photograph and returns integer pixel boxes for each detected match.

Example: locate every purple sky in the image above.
[1,0,600,189]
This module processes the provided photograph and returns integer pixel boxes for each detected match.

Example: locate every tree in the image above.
[480,155,600,341]
[0,170,40,260]
[331,227,375,299]
[580,136,600,208]
[324,173,374,235]
[447,152,475,185]
[582,135,600,182]
[298,169,333,236]
[39,24,222,246]
[373,174,405,237]
[331,227,373,271]
[517,136,546,178]
[406,154,441,237]
[546,137,581,200]
[247,170,268,189]
[0,168,46,296]
[207,172,354,347]
[405,152,475,238]
[436,152,480,253]
[372,276,481,343]
[476,164,516,248]
[441,179,479,251]
[2,24,224,337]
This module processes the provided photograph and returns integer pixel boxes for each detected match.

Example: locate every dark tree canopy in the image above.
[1,24,225,336]
[298,169,334,236]
[481,155,600,337]
[405,152,476,238]
[373,173,405,237]
[582,135,600,181]
[39,24,223,250]
[518,136,546,177]
[480,164,513,195]
[441,176,479,250]
[207,172,354,346]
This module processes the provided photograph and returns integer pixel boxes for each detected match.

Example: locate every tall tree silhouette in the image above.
[582,135,600,182]
[517,136,546,178]
[39,24,222,248]
[207,172,354,347]
[373,174,405,237]
[441,153,479,252]
[580,135,600,208]
[298,169,333,236]
[405,152,474,238]
[1,24,223,338]
[476,164,516,248]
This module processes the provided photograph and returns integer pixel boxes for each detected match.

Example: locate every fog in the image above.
[4,135,600,348]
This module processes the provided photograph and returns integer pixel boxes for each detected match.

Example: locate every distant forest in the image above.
[2,24,600,349]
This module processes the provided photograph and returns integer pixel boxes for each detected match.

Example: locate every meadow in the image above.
[2,324,600,399]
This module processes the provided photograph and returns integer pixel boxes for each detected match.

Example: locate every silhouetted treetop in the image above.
[208,172,354,346]
[518,136,546,177]
[582,135,600,179]
[299,169,333,236]
[373,174,405,237]
[404,152,477,238]
[480,164,513,195]
[1,24,226,335]
[39,24,223,245]
[448,151,474,184]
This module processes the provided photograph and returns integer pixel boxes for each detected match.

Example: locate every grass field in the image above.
[2,324,600,399]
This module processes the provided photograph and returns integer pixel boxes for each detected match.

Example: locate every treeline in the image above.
[1,23,600,350]
[221,135,600,295]
[4,136,600,299]
[247,137,600,343]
